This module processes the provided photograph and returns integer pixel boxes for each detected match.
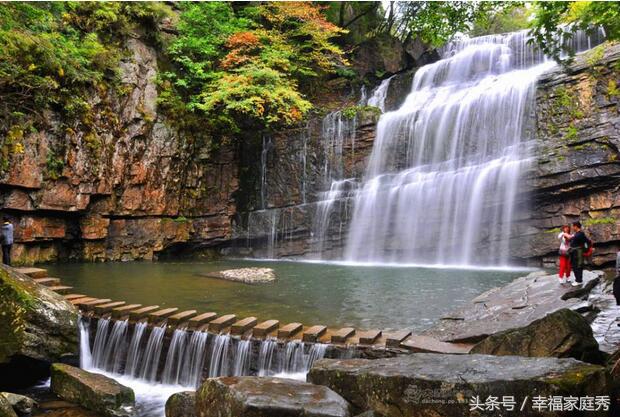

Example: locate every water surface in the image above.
[48,260,524,330]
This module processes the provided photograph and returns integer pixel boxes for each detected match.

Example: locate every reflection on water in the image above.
[47,260,523,330]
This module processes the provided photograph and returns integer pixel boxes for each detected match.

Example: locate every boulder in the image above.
[470,309,602,363]
[165,391,196,417]
[0,393,36,415]
[196,376,352,417]
[0,265,78,387]
[0,395,17,417]
[50,363,134,417]
[308,353,610,417]
[424,270,602,343]
[199,267,275,284]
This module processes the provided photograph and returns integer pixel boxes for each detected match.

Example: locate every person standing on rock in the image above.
[568,221,591,287]
[557,224,572,284]
[1,216,14,266]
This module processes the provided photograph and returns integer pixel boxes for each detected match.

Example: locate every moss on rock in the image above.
[0,265,78,365]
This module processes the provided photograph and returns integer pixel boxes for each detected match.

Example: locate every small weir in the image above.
[80,315,335,388]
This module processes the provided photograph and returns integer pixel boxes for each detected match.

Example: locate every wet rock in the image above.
[199,267,275,284]
[0,265,78,377]
[0,395,17,417]
[471,308,602,363]
[0,393,36,415]
[196,376,351,417]
[424,270,602,343]
[308,353,610,417]
[352,33,411,79]
[50,364,134,417]
[165,391,196,417]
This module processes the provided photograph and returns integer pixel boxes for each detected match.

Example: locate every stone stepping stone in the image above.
[34,277,61,286]
[93,301,126,315]
[148,308,179,321]
[331,327,355,344]
[357,329,382,345]
[15,267,48,278]
[80,299,112,311]
[129,305,160,320]
[400,335,472,354]
[385,330,412,348]
[231,317,258,335]
[278,322,302,339]
[48,285,73,295]
[111,304,142,318]
[302,325,327,342]
[168,310,198,325]
[64,294,87,301]
[70,297,97,305]
[188,312,218,329]
[209,314,236,332]
[253,320,279,338]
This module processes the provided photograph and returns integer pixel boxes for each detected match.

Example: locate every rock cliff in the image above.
[0,37,238,264]
[1,36,619,267]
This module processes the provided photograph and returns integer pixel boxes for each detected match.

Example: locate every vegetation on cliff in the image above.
[0,1,618,159]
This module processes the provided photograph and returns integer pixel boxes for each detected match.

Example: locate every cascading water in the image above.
[342,29,604,266]
[139,325,166,381]
[125,321,147,378]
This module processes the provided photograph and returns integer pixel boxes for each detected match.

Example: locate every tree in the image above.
[378,2,517,47]
[530,1,620,64]
[161,2,346,134]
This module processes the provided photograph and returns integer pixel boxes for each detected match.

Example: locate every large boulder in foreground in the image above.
[0,395,17,417]
[308,354,610,417]
[0,265,78,366]
[165,391,196,417]
[471,308,602,363]
[50,363,134,417]
[196,376,351,417]
[0,393,36,415]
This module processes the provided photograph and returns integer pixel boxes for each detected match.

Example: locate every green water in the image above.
[47,260,526,331]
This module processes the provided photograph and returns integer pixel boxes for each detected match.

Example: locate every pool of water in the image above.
[47,260,527,331]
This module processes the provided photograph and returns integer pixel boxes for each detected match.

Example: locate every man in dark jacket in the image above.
[569,221,590,287]
[1,216,14,266]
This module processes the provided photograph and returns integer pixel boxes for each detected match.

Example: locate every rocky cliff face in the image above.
[0,37,239,264]
[1,37,618,267]
[522,43,620,267]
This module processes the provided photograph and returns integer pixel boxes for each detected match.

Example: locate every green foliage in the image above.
[608,79,619,98]
[565,124,578,142]
[384,2,517,47]
[583,217,616,227]
[45,150,64,180]
[0,2,171,131]
[341,105,381,120]
[530,1,620,65]
[471,3,531,37]
[161,2,346,134]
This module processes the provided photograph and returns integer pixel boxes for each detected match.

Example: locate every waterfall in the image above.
[257,338,278,376]
[80,317,340,394]
[232,340,251,376]
[277,341,327,375]
[178,331,209,388]
[79,319,92,369]
[260,135,273,209]
[139,325,166,381]
[161,329,188,385]
[91,318,110,369]
[100,319,128,373]
[366,75,394,112]
[125,322,147,378]
[342,29,604,267]
[208,334,231,377]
